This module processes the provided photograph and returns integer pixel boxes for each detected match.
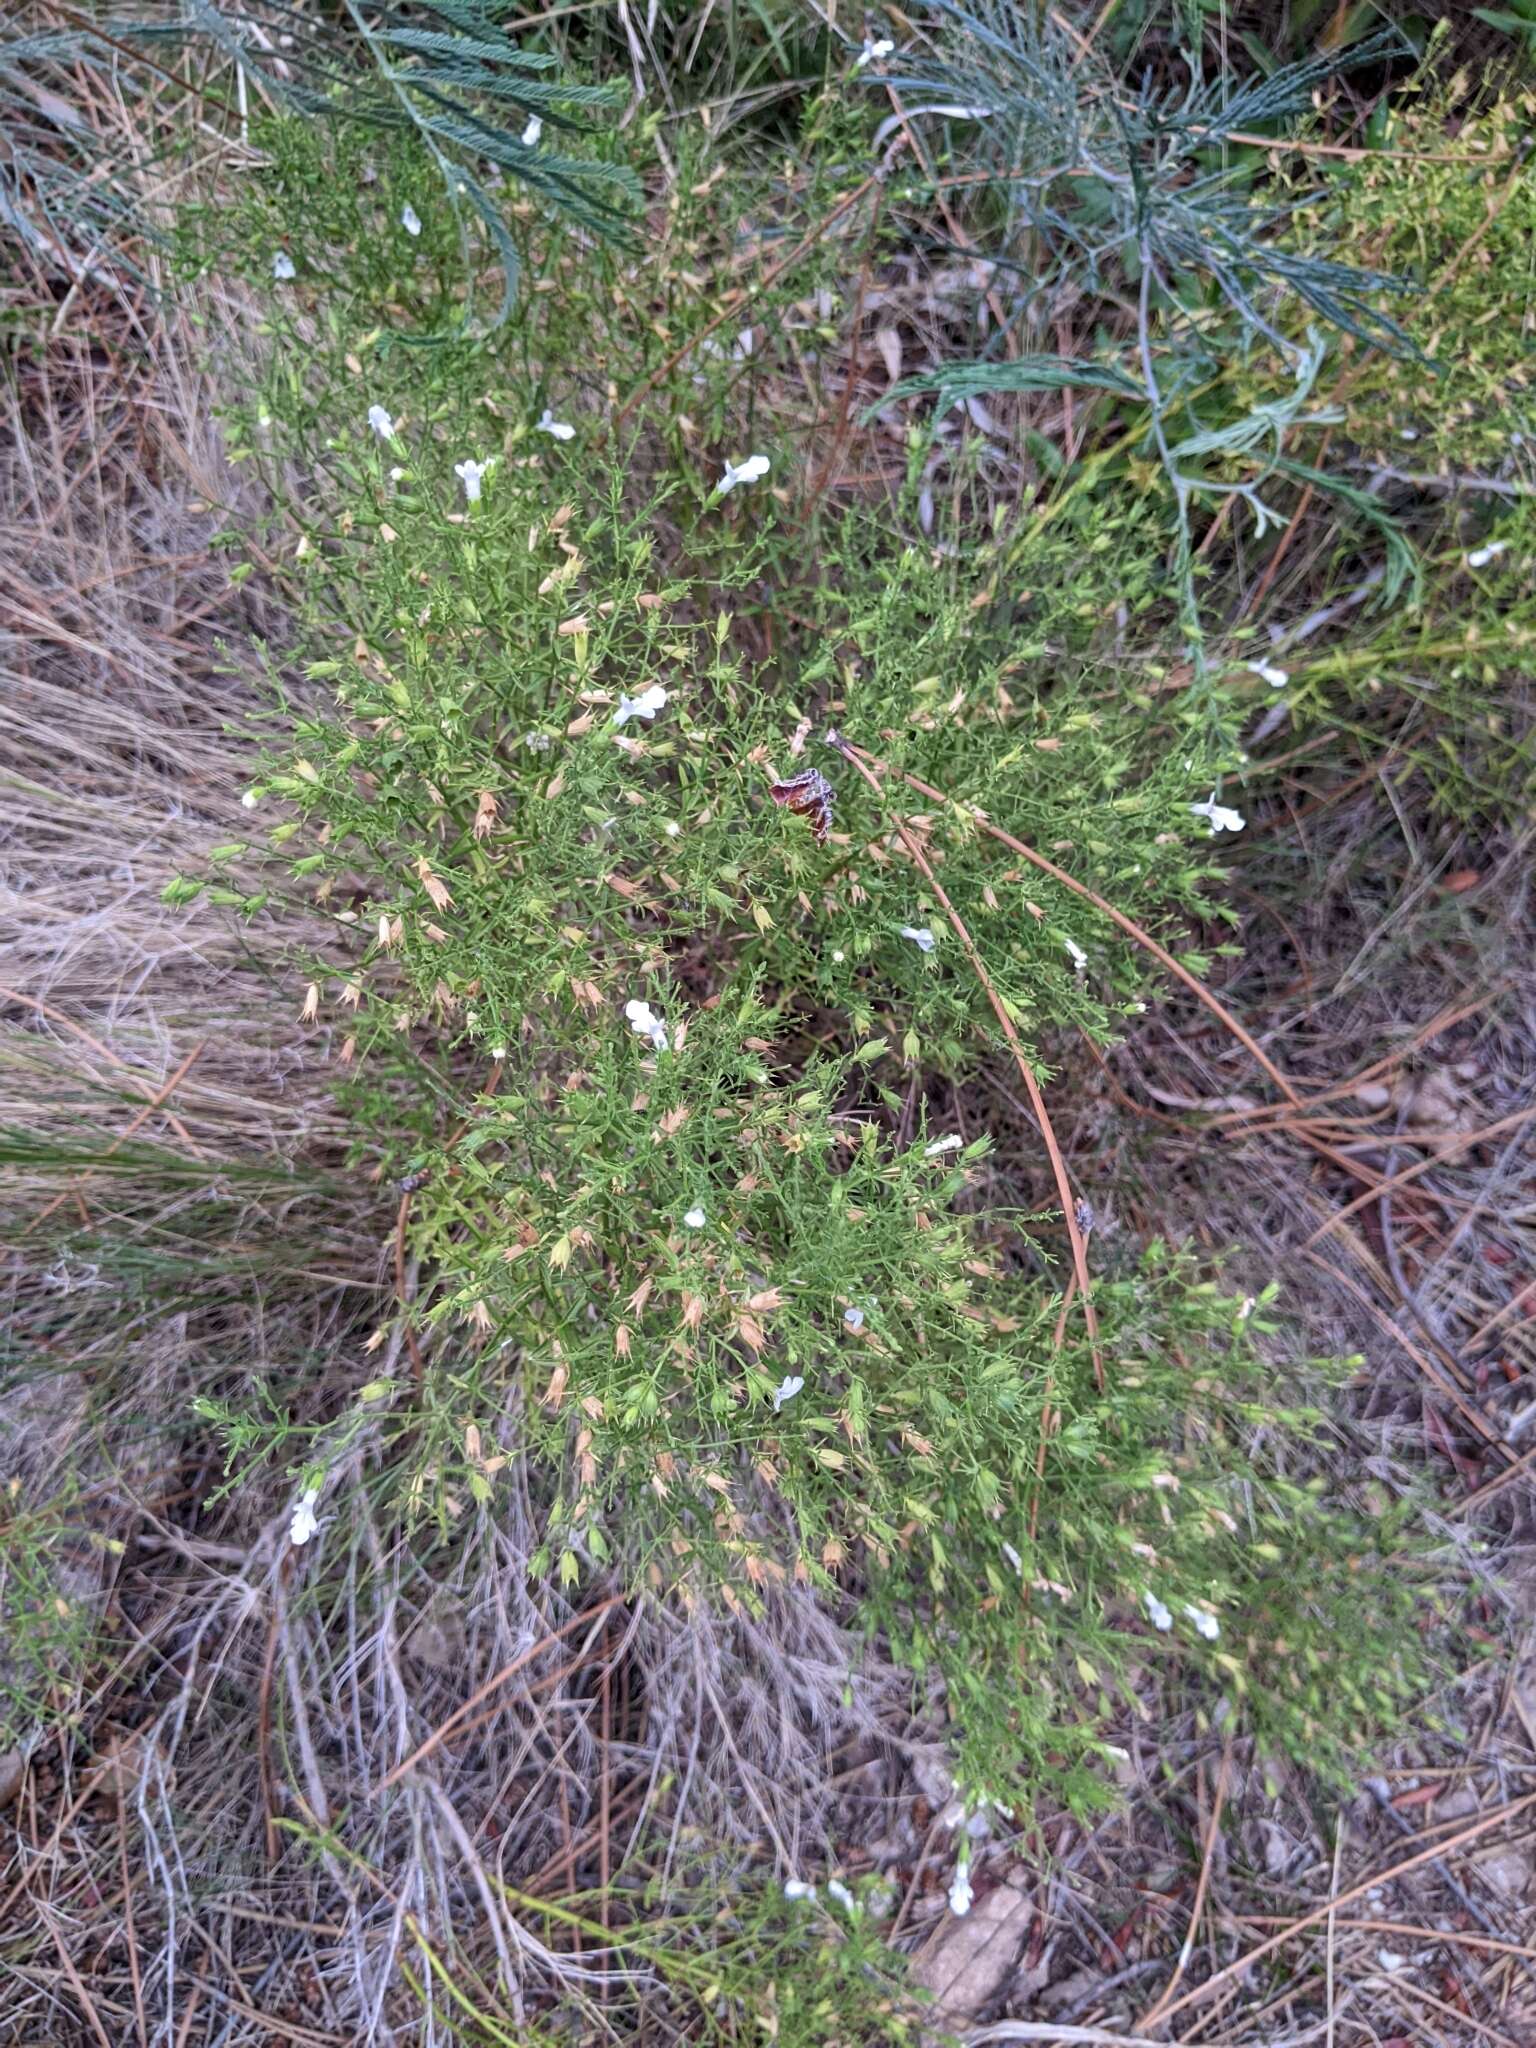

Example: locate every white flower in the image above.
[772,1374,804,1412]
[855,36,895,66]
[1143,1590,1174,1632]
[716,453,770,496]
[623,998,669,1052]
[523,731,552,754]
[831,948,845,963]
[1001,1541,1023,1573]
[401,204,422,237]
[491,1046,507,1061]
[826,1879,858,1913]
[613,683,668,728]
[843,1306,865,1331]
[241,788,260,810]
[454,458,490,504]
[1189,794,1245,836]
[925,1134,963,1156]
[368,405,395,440]
[899,924,936,953]
[1247,661,1288,688]
[271,250,296,281]
[521,114,542,147]
[288,1487,321,1547]
[1184,1604,1220,1642]
[1064,937,1088,974]
[948,1858,974,1917]
[536,407,575,441]
[389,465,405,481]
[1467,540,1508,569]
[683,1206,707,1230]
[662,819,681,838]
[783,1879,816,1901]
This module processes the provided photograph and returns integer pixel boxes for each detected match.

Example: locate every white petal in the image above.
[717,454,770,495]
[1184,1604,1220,1641]
[1467,541,1507,569]
[288,1487,321,1546]
[783,1879,816,1901]
[1247,661,1288,688]
[612,683,667,728]
[947,1864,973,1916]
[401,204,422,237]
[537,408,575,440]
[898,924,936,953]
[368,405,395,439]
[1064,937,1088,973]
[924,1134,963,1156]
[772,1375,804,1412]
[683,1206,707,1230]
[1189,796,1245,836]
[843,1306,865,1330]
[241,789,260,810]
[1143,1590,1173,1632]
[271,251,296,281]
[521,115,543,148]
[826,1879,857,1912]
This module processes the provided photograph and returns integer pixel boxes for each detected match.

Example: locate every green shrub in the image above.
[163,81,1448,1827]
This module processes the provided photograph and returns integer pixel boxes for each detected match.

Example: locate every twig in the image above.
[832,734,1103,1386]
[1136,1742,1231,2029]
[615,162,897,428]
[375,1596,628,1793]
[837,740,1308,1111]
[1151,1789,1536,2028]
[24,1041,205,1235]
[0,981,203,1155]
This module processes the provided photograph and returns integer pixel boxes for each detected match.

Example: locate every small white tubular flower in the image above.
[1467,540,1508,569]
[271,250,296,281]
[826,1879,858,1913]
[1143,1590,1174,1632]
[1190,794,1245,836]
[1247,660,1288,688]
[368,404,395,440]
[855,36,895,67]
[241,788,261,810]
[716,453,770,496]
[683,1206,708,1231]
[613,683,667,728]
[1064,937,1088,974]
[1184,1604,1220,1641]
[772,1374,805,1412]
[401,203,422,237]
[536,407,575,441]
[454,458,490,504]
[843,1306,865,1331]
[947,1856,974,1917]
[783,1879,816,1901]
[623,998,669,1052]
[521,114,543,148]
[899,924,936,953]
[924,1133,964,1157]
[288,1487,321,1547]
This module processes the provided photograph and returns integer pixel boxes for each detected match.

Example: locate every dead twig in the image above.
[1152,1789,1536,2028]
[832,733,1104,1386]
